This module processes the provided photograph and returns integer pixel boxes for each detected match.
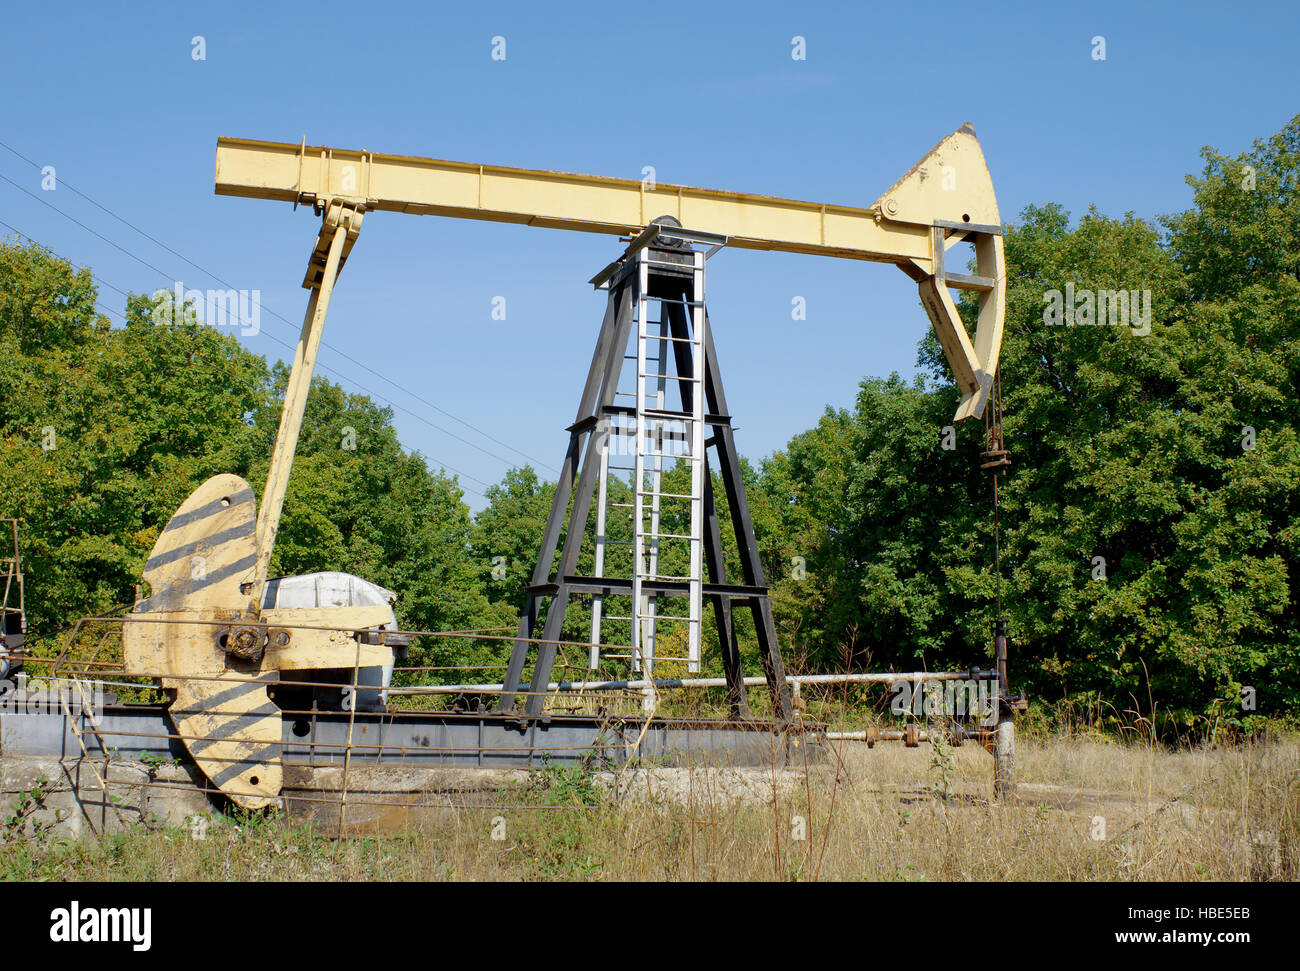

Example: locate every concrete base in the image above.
[2,756,817,839]
[1,704,819,837]
[1,756,215,838]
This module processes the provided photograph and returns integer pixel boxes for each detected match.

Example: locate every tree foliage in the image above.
[0,250,502,653]
[752,116,1300,729]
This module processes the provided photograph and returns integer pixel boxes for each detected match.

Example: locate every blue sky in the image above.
[4,0,1296,509]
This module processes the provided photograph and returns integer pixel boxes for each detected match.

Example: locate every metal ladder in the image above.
[589,245,706,675]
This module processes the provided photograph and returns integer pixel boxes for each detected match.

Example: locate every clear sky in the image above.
[4,0,1296,508]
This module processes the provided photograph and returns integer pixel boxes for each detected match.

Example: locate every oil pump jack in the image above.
[120,125,1005,808]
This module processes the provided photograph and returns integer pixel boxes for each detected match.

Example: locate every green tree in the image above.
[470,465,556,612]
[1,245,269,636]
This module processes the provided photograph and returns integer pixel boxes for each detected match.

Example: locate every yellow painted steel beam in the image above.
[215,126,1000,276]
[252,201,362,590]
[213,126,1006,424]
[213,124,1008,421]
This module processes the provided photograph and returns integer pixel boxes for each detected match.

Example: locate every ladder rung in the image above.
[638,441,691,451]
[639,374,700,383]
[638,532,700,542]
[636,422,691,431]
[641,296,704,307]
[639,258,699,270]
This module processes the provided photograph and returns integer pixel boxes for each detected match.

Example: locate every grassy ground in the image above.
[3,728,1296,881]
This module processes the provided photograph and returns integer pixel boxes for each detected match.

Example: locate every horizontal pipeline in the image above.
[390,670,998,696]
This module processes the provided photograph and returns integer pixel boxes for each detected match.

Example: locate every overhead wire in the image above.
[0,174,500,489]
[0,217,492,497]
[0,140,560,479]
[0,138,557,473]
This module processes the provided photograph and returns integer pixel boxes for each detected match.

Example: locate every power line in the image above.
[0,138,559,475]
[0,171,176,280]
[0,184,525,494]
[0,167,513,484]
[0,218,490,498]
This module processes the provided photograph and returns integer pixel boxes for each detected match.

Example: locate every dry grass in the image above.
[4,731,1296,882]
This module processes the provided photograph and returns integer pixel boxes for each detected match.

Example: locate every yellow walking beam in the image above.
[215,127,998,275]
[215,124,1005,417]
